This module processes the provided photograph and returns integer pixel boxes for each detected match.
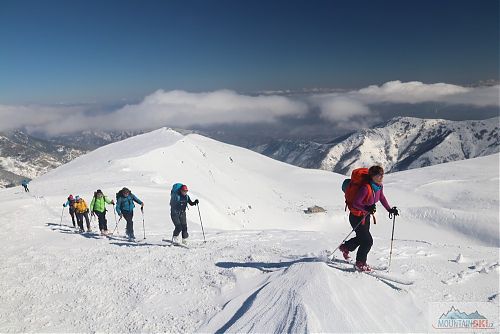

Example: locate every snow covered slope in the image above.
[254,116,499,175]
[0,128,498,333]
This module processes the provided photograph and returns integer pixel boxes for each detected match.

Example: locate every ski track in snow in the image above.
[0,129,498,333]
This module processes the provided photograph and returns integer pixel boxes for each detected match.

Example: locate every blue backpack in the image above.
[170,183,183,200]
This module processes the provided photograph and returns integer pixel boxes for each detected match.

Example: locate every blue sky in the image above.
[0,0,498,104]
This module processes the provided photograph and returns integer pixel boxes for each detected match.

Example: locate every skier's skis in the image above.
[327,258,414,285]
[329,257,388,271]
[162,238,189,249]
[363,270,414,286]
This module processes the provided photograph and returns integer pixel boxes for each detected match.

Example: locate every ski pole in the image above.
[141,206,146,239]
[59,207,64,227]
[113,217,122,236]
[329,212,369,261]
[197,204,206,243]
[111,204,118,234]
[388,208,397,270]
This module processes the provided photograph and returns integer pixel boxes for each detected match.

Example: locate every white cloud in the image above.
[316,96,370,122]
[353,80,499,106]
[0,104,88,133]
[106,89,308,129]
[1,82,497,135]
[311,80,499,124]
[0,90,308,135]
[355,80,470,103]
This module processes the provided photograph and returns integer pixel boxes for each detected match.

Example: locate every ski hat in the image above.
[96,189,103,195]
[75,195,80,200]
[122,187,130,194]
[68,194,74,200]
[180,185,188,192]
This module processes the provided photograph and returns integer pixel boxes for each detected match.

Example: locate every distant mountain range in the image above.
[0,117,498,187]
[0,131,85,187]
[253,116,499,174]
[0,130,143,188]
[45,130,145,150]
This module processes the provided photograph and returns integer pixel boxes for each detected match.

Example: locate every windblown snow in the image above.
[0,128,498,332]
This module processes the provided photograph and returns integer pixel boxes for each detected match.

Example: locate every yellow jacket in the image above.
[74,200,88,213]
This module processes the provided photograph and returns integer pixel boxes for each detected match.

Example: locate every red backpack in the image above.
[343,168,373,217]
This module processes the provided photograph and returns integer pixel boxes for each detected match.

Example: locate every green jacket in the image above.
[90,195,112,213]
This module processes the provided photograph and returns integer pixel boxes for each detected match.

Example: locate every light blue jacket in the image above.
[116,194,143,215]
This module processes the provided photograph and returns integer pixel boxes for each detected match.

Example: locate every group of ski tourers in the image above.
[60,165,397,271]
[62,183,198,245]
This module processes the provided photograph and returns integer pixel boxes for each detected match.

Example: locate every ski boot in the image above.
[339,244,350,260]
[355,261,372,272]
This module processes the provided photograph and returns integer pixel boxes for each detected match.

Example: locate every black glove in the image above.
[389,207,399,217]
[194,199,199,205]
[366,204,376,214]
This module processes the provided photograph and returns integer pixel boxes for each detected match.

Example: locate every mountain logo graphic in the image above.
[439,306,487,320]
[433,306,495,330]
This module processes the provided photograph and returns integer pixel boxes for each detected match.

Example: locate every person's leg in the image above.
[170,212,182,237]
[69,208,76,227]
[344,214,364,251]
[97,212,105,231]
[180,211,189,239]
[124,212,134,238]
[355,215,373,263]
[84,212,91,231]
[76,213,84,230]
[102,212,108,231]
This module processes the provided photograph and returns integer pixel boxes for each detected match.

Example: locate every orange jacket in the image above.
[74,200,88,214]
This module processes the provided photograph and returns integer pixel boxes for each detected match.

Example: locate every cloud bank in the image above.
[1,90,308,135]
[310,80,499,125]
[0,81,497,135]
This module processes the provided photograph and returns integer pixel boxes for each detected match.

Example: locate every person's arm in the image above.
[63,200,69,207]
[132,194,144,206]
[105,196,113,205]
[379,188,391,211]
[90,198,95,211]
[116,198,122,215]
[352,186,369,212]
[187,195,199,206]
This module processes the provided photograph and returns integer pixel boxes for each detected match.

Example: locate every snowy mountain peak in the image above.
[253,116,499,175]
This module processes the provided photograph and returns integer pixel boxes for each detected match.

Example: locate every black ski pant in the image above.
[69,207,76,227]
[76,211,90,231]
[122,211,135,238]
[171,210,188,239]
[96,211,108,231]
[23,185,29,192]
[343,213,373,263]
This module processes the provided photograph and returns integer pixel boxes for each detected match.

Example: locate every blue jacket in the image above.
[170,191,195,213]
[63,199,75,207]
[21,180,29,186]
[116,194,143,215]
